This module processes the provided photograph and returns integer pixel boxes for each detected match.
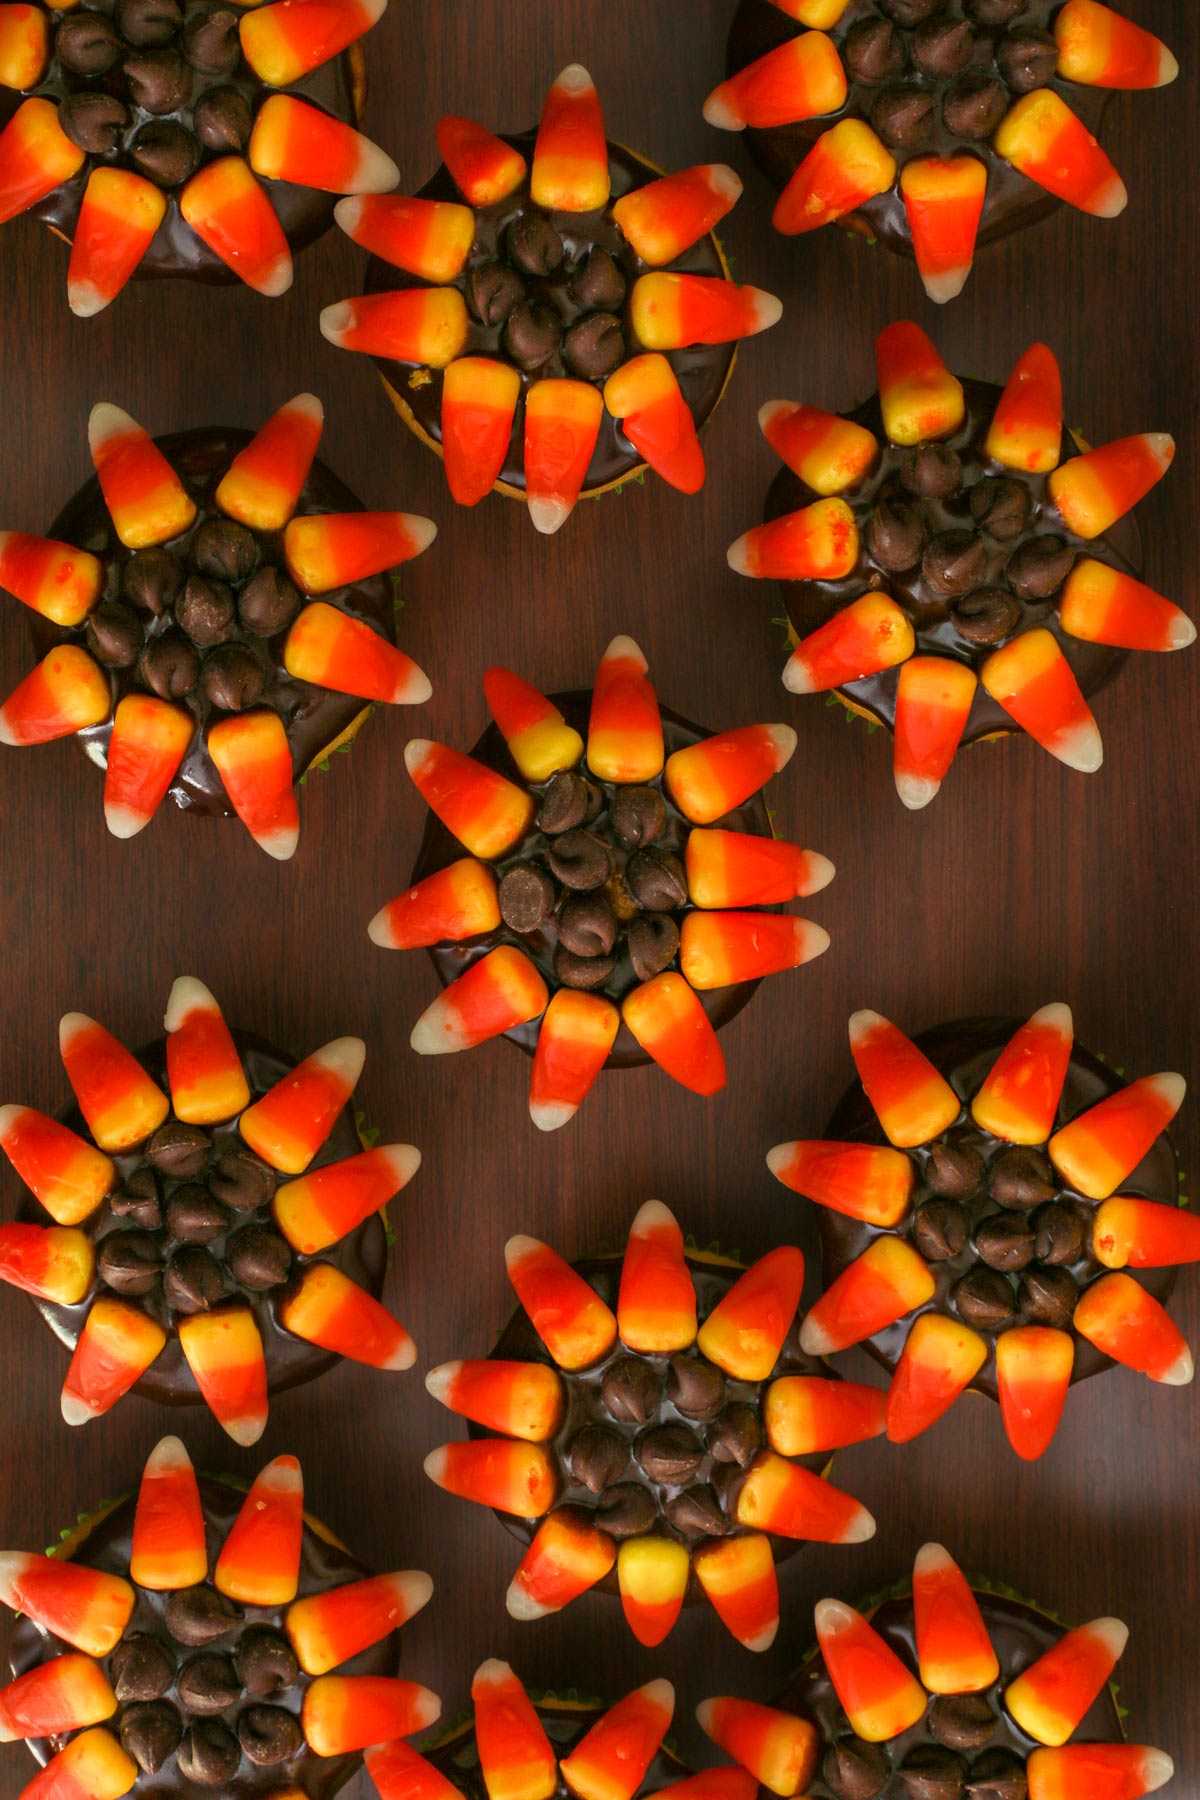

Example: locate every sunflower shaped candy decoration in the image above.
[727,323,1189,808]
[696,1542,1174,1800]
[0,1436,440,1798]
[0,0,398,311]
[424,1201,881,1652]
[0,976,420,1444]
[713,0,1178,303]
[320,63,782,530]
[768,1003,1195,1461]
[0,395,434,857]
[371,636,833,1125]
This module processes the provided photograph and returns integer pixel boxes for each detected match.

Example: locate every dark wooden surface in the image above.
[1,3,1197,1793]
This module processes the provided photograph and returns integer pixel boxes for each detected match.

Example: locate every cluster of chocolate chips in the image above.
[97,1120,292,1320]
[111,1590,302,1784]
[839,0,1060,152]
[51,0,255,187]
[826,1697,1027,1800]
[466,204,630,382]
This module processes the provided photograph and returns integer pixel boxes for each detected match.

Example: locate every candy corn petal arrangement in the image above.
[730,324,1187,805]
[770,1005,1191,1459]
[373,637,833,1124]
[0,398,433,856]
[425,1202,877,1649]
[717,0,1177,299]
[0,979,419,1442]
[323,65,780,527]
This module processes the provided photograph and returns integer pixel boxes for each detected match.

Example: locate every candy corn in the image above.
[0,1105,113,1224]
[423,1440,558,1519]
[559,1680,675,1800]
[631,273,780,350]
[67,168,165,318]
[531,63,608,212]
[280,1264,417,1370]
[849,1009,960,1148]
[249,94,397,193]
[893,656,977,810]
[88,403,196,549]
[61,1297,167,1425]
[442,356,522,507]
[366,1741,461,1800]
[665,723,795,825]
[436,114,526,206]
[410,947,548,1056]
[987,343,1063,475]
[0,1555,133,1657]
[180,155,293,295]
[506,1508,616,1622]
[103,694,192,840]
[1049,434,1174,538]
[319,288,469,365]
[681,912,828,988]
[59,1011,168,1153]
[900,156,986,304]
[287,1568,432,1676]
[239,0,385,87]
[1006,1617,1129,1746]
[523,378,604,535]
[215,1455,303,1605]
[471,1660,556,1800]
[772,118,895,236]
[612,164,741,265]
[912,1543,999,1694]
[604,356,705,494]
[1028,1744,1175,1800]
[0,1655,116,1744]
[425,1358,564,1442]
[164,974,250,1124]
[303,1675,441,1758]
[214,391,323,531]
[997,1325,1075,1461]
[697,1246,804,1380]
[239,1035,363,1174]
[1054,0,1177,89]
[483,667,583,783]
[273,1142,418,1254]
[369,859,501,950]
[686,830,833,908]
[729,496,859,583]
[284,511,436,595]
[972,1003,1074,1144]
[995,91,1127,216]
[1060,559,1195,651]
[693,1533,779,1652]
[783,596,915,694]
[764,1375,887,1456]
[980,630,1103,772]
[885,1313,988,1443]
[0,7,47,91]
[815,1598,926,1742]
[335,193,474,281]
[130,1436,207,1590]
[736,1451,876,1543]
[528,990,619,1132]
[618,1199,697,1353]
[0,532,101,629]
[405,739,534,860]
[177,1305,269,1444]
[800,1237,936,1356]
[1049,1072,1185,1197]
[876,321,965,445]
[0,99,83,225]
[759,401,878,496]
[16,1729,136,1800]
[284,601,431,705]
[1093,1198,1200,1269]
[0,1223,93,1304]
[696,1697,818,1798]
[703,32,847,130]
[504,1234,616,1370]
[1073,1273,1193,1384]
[617,1537,689,1648]
[655,1774,758,1800]
[622,974,726,1096]
[587,635,663,783]
[208,709,299,861]
[0,646,109,747]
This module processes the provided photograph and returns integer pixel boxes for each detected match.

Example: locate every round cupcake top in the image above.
[424,1201,881,1652]
[0,0,395,310]
[697,1542,1173,1800]
[714,0,1177,302]
[3,1438,436,1799]
[320,63,782,530]
[0,976,419,1443]
[0,395,434,856]
[727,322,1190,808]
[769,1004,1192,1460]
[371,635,833,1126]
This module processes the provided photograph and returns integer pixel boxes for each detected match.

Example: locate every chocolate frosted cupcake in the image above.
[0,395,433,857]
[371,635,833,1126]
[0,0,395,311]
[0,1436,437,1797]
[425,1202,881,1651]
[320,63,781,530]
[715,0,1178,302]
[0,976,420,1443]
[728,322,1190,808]
[768,1003,1195,1460]
[698,1542,1174,1800]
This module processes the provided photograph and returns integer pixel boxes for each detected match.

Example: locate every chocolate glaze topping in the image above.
[17,1030,385,1406]
[818,1018,1178,1398]
[425,1694,690,1800]
[29,428,397,816]
[9,1474,396,1800]
[368,131,735,495]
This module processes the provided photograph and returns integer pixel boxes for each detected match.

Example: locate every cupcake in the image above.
[0,1435,438,1796]
[371,635,833,1125]
[0,394,434,857]
[768,1003,1195,1460]
[698,1542,1174,1800]
[424,1201,881,1651]
[0,976,420,1443]
[320,64,782,530]
[727,322,1190,808]
[0,0,396,311]
[713,0,1178,303]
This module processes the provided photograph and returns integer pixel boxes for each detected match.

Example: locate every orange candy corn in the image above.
[759,401,878,496]
[0,1223,93,1304]
[850,1009,960,1148]
[815,1598,927,1742]
[0,1555,132,1656]
[631,273,781,351]
[0,1106,113,1226]
[995,91,1127,216]
[1060,559,1195,652]
[972,1003,1074,1144]
[1028,1744,1175,1800]
[366,1741,467,1800]
[996,1325,1075,1461]
[103,694,191,840]
[239,0,384,86]
[656,1775,759,1800]
[0,1655,116,1743]
[506,1508,616,1623]
[17,1728,136,1800]
[284,601,431,704]
[208,709,299,861]
[1054,0,1177,89]
[505,1233,616,1370]
[665,722,795,824]
[405,739,534,860]
[0,645,109,746]
[0,98,83,224]
[618,1199,697,1353]
[284,513,436,595]
[61,1297,167,1426]
[436,114,526,206]
[784,596,914,696]
[729,496,859,584]
[1005,1617,1129,1746]
[899,156,986,305]
[1049,1072,1185,1197]
[617,1537,688,1648]
[335,193,474,281]
[980,629,1103,772]
[703,31,846,130]
[1073,1273,1193,1384]
[88,402,196,549]
[164,975,249,1124]
[876,321,965,445]
[280,1264,417,1370]
[214,391,323,531]
[0,6,48,90]
[603,355,705,495]
[529,990,619,1132]
[425,1358,564,1442]
[681,912,828,989]
[319,287,469,366]
[886,1313,987,1442]
[180,155,292,295]
[523,378,604,536]
[800,1237,935,1356]
[59,1012,167,1153]
[736,1451,875,1543]
[177,1305,268,1445]
[1049,433,1174,539]
[768,1137,915,1230]
[249,94,397,193]
[215,1454,303,1605]
[622,973,727,1096]
[67,168,165,318]
[587,635,663,783]
[239,1035,364,1174]
[694,1533,779,1652]
[912,1543,999,1694]
[696,1697,818,1798]
[303,1675,441,1758]
[559,1681,675,1800]
[472,1659,556,1800]
[483,666,584,782]
[441,355,522,506]
[987,343,1063,475]
[531,63,608,212]
[273,1142,419,1255]
[612,164,741,265]
[287,1568,432,1676]
[686,829,833,909]
[130,1436,207,1590]
[893,656,977,810]
[369,859,501,950]
[410,948,548,1056]
[0,532,101,628]
[697,1246,804,1380]
[772,118,895,235]
[764,1375,887,1456]
[1093,1197,1200,1269]
[424,1440,557,1519]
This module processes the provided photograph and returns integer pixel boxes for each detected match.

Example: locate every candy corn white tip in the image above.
[801,921,831,962]
[68,281,110,320]
[144,1434,192,1474]
[630,1198,680,1235]
[506,1580,552,1621]
[895,771,940,811]
[404,739,435,777]
[423,1446,449,1484]
[313,1036,367,1090]
[644,1679,675,1713]
[0,1105,24,1136]
[383,1334,418,1371]
[744,1620,778,1653]
[1145,433,1175,470]
[473,1658,515,1688]
[815,1598,856,1637]
[398,664,434,706]
[60,1391,98,1426]
[695,1699,718,1734]
[1142,1750,1175,1789]
[355,144,401,194]
[709,164,742,201]
[223,1414,267,1447]
[1149,1072,1187,1112]
[601,633,648,669]
[59,1012,94,1052]
[1093,175,1128,219]
[805,850,836,893]
[914,1542,953,1577]
[395,1570,434,1617]
[423,1362,460,1403]
[260,1455,303,1492]
[257,822,300,861]
[702,92,742,132]
[1056,722,1103,773]
[842,1506,876,1544]
[1031,1001,1073,1034]
[333,195,364,234]
[88,402,137,453]
[781,652,817,696]
[367,905,399,948]
[359,0,387,23]
[798,1317,837,1358]
[287,393,324,424]
[848,1008,885,1047]
[528,495,571,536]
[164,975,219,1032]
[1167,613,1196,648]
[401,515,438,558]
[319,301,354,345]
[757,400,794,436]
[726,532,757,578]
[765,1142,797,1181]
[104,801,152,840]
[1160,1344,1194,1386]
[505,1234,543,1270]
[0,717,20,749]
[529,1097,577,1131]
[747,288,783,332]
[764,722,798,767]
[255,255,294,300]
[1090,1618,1130,1659]
[922,267,970,306]
[1156,47,1179,85]
[553,63,596,95]
[380,1142,422,1186]
[410,1011,459,1056]
[408,1686,442,1732]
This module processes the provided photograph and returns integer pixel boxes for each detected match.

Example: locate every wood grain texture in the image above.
[0,3,1197,1794]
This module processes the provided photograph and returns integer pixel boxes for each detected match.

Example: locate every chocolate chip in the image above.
[1005,535,1075,601]
[238,1703,303,1766]
[191,517,258,584]
[178,1651,240,1716]
[974,1210,1036,1272]
[498,863,555,933]
[943,73,1011,140]
[842,18,905,85]
[237,565,300,637]
[912,16,975,78]
[124,46,191,112]
[467,261,525,327]
[952,587,1021,646]
[130,116,201,186]
[966,1749,1028,1800]
[122,548,183,614]
[627,914,680,981]
[548,829,612,892]
[147,1121,211,1179]
[902,445,963,500]
[111,1167,161,1230]
[193,83,251,152]
[913,1199,969,1263]
[120,1701,183,1775]
[537,770,590,835]
[824,1736,890,1800]
[923,529,991,599]
[163,1184,227,1247]
[201,643,268,712]
[868,497,925,571]
[929,1695,997,1752]
[111,1633,176,1703]
[58,91,129,155]
[666,1354,725,1421]
[601,1355,660,1424]
[209,1148,275,1211]
[566,1423,628,1493]
[559,892,617,958]
[1019,1264,1078,1328]
[86,602,143,670]
[234,1627,299,1697]
[970,476,1031,541]
[177,1720,241,1787]
[626,849,687,911]
[507,212,563,277]
[165,1584,244,1647]
[871,85,936,150]
[564,313,625,381]
[98,1229,162,1295]
[1033,1202,1085,1265]
[609,785,665,847]
[925,1142,983,1200]
[879,0,939,20]
[115,0,182,44]
[900,1745,968,1800]
[998,26,1059,94]
[964,0,1024,22]
[140,630,200,700]
[989,1147,1056,1209]
[503,300,562,371]
[56,10,122,72]
[594,1483,657,1538]
[555,945,616,989]
[183,6,240,73]
[227,1225,292,1291]
[177,574,235,646]
[163,1246,224,1314]
[571,248,626,312]
[635,1422,703,1485]
[954,1268,1016,1331]
[666,1483,726,1537]
[706,1402,761,1467]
